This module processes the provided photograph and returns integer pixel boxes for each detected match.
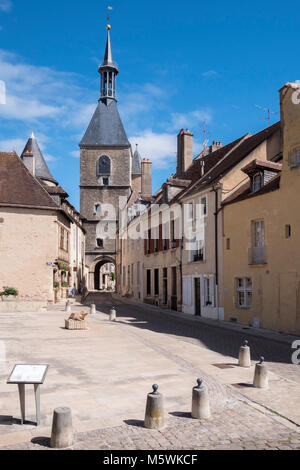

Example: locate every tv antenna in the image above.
[255,105,278,126]
[200,119,211,150]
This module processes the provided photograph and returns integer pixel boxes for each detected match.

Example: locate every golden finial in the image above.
[107,6,112,30]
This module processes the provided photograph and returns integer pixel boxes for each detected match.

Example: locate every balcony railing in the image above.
[249,246,267,265]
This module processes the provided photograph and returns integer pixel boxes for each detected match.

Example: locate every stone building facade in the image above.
[80,26,132,290]
[20,133,86,302]
[0,152,59,309]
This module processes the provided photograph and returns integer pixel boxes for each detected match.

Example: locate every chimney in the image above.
[177,129,193,177]
[141,158,152,196]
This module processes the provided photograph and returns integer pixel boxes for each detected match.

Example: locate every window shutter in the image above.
[201,277,205,307]
[210,277,215,308]
[158,224,163,251]
[150,229,154,254]
[183,278,191,305]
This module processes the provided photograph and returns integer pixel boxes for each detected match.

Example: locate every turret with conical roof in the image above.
[99,25,119,102]
[79,21,132,285]
[20,133,57,186]
[80,25,129,148]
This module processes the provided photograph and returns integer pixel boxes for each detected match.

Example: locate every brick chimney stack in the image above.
[141,158,152,196]
[177,129,193,178]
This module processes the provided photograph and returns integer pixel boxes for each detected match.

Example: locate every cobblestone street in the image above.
[0,294,300,450]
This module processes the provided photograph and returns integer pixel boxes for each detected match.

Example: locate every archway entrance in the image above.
[94,259,116,292]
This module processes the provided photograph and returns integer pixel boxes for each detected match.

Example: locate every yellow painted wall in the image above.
[223,84,300,335]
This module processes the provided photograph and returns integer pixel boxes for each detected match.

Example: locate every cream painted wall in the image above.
[222,85,300,335]
[0,208,57,302]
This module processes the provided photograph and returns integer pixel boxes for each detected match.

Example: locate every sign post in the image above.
[7,364,49,426]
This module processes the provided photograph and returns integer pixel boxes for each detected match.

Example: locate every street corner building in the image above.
[222,83,300,335]
[0,135,86,311]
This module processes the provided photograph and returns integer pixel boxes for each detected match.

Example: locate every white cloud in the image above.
[202,70,218,78]
[70,150,80,159]
[0,49,84,122]
[0,137,24,154]
[0,0,12,12]
[170,109,212,131]
[0,49,214,174]
[129,130,177,169]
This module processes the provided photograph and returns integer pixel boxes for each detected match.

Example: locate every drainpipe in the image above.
[212,184,222,319]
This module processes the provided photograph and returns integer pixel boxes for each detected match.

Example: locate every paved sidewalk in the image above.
[0,295,300,450]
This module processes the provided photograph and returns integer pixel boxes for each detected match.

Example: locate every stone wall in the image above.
[0,207,57,302]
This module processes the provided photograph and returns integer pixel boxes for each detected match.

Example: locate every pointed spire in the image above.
[103,27,113,66]
[99,24,119,101]
[132,144,142,175]
[21,132,57,185]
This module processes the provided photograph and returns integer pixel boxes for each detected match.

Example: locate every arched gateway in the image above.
[89,256,116,292]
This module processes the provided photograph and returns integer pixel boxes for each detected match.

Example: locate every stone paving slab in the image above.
[1,295,300,450]
[1,401,300,450]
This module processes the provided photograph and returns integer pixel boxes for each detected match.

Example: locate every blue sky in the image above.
[0,0,298,209]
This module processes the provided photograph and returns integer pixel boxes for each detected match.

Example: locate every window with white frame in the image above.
[122,266,126,286]
[187,201,194,221]
[236,277,252,308]
[252,173,262,192]
[137,262,140,285]
[200,196,207,217]
[190,239,205,262]
[204,277,213,306]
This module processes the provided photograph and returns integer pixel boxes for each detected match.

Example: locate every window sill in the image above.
[248,262,267,266]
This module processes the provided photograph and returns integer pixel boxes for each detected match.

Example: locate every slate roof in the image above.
[178,121,281,200]
[241,159,282,175]
[178,134,249,185]
[0,152,59,209]
[222,173,281,206]
[132,146,142,175]
[80,99,130,148]
[20,134,58,185]
[40,182,69,198]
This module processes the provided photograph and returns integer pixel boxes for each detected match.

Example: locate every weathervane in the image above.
[107,6,113,29]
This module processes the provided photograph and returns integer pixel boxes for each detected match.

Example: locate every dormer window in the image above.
[252,173,262,192]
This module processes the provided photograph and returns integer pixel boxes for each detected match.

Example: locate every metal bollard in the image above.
[90,304,96,315]
[50,407,73,449]
[191,378,211,420]
[65,300,70,312]
[110,308,116,322]
[144,384,165,429]
[253,357,268,389]
[239,340,251,368]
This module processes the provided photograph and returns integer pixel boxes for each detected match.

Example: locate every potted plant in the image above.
[0,286,19,301]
